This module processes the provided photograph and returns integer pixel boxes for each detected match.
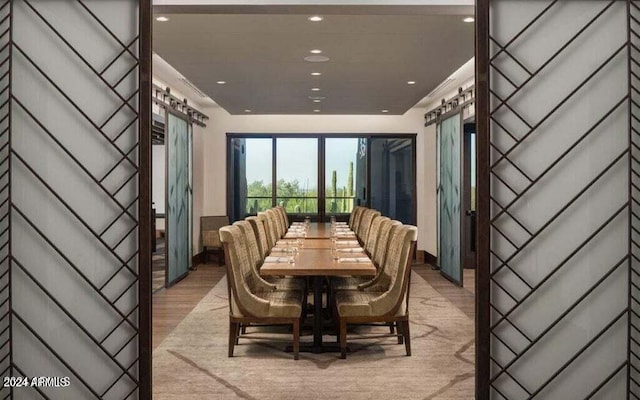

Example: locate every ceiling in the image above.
[152,7,474,115]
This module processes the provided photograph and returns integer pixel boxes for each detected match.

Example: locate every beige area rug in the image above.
[153,271,475,400]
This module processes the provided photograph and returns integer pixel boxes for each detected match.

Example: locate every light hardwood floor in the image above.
[152,262,226,349]
[152,261,476,349]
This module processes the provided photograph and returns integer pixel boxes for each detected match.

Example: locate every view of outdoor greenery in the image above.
[243,137,359,215]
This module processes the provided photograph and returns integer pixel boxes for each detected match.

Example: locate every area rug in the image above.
[152,271,475,399]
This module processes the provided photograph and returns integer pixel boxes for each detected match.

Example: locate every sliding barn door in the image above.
[437,113,463,285]
[478,0,635,398]
[166,113,190,285]
[0,0,151,398]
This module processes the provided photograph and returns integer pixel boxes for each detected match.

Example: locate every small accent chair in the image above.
[219,225,303,360]
[334,225,418,359]
[201,215,229,264]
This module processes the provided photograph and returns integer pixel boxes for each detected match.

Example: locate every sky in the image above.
[244,137,359,191]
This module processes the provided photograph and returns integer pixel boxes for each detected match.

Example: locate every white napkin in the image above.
[338,257,370,263]
[337,240,359,246]
[339,248,364,253]
[265,256,291,263]
[285,233,302,238]
[337,232,355,237]
[335,222,348,225]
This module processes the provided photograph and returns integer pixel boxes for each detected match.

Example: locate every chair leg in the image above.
[402,320,411,356]
[293,319,300,360]
[397,321,404,345]
[228,321,238,357]
[340,319,348,359]
[389,321,395,334]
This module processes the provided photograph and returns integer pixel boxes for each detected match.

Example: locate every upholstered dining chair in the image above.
[348,206,362,229]
[356,209,381,245]
[269,208,286,239]
[235,220,305,291]
[330,218,400,295]
[246,216,270,259]
[350,206,365,233]
[364,215,386,257]
[219,225,304,360]
[265,209,284,242]
[275,205,289,232]
[334,224,417,359]
[258,211,278,250]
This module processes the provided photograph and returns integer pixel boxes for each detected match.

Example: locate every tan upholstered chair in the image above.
[276,205,290,228]
[350,206,365,232]
[258,212,278,250]
[201,215,229,264]
[219,225,304,359]
[330,218,402,305]
[334,225,418,359]
[268,208,285,239]
[246,216,270,259]
[348,206,362,229]
[235,220,305,292]
[356,209,381,245]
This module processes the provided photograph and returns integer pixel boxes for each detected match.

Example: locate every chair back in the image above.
[357,209,381,244]
[364,216,389,257]
[219,226,271,318]
[233,221,262,270]
[201,215,229,249]
[275,205,289,231]
[258,212,277,249]
[348,206,361,228]
[369,225,417,317]
[350,206,365,232]
[246,216,270,258]
[372,219,402,269]
[265,209,283,240]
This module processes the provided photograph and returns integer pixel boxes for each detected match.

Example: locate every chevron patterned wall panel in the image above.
[481,0,632,398]
[0,1,150,398]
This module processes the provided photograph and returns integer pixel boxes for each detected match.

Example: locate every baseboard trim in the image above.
[192,251,204,266]
[418,250,437,266]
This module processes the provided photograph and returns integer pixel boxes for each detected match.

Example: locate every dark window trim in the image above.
[226,133,417,224]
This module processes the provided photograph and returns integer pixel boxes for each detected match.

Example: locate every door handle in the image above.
[465,210,476,216]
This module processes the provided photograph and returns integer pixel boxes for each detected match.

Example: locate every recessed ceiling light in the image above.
[156,16,169,22]
[311,72,322,76]
[308,15,323,22]
[407,81,416,85]
[304,55,330,62]
[381,109,389,113]
[313,99,322,103]
[244,109,252,113]
[311,88,321,91]
[216,80,226,85]
[463,17,474,23]
[314,109,321,113]
[310,49,323,54]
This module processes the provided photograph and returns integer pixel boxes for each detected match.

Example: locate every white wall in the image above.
[200,106,439,252]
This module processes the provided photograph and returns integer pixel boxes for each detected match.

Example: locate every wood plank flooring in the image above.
[152,262,225,349]
[152,261,476,349]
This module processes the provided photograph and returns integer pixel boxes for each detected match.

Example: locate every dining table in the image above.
[261,223,375,353]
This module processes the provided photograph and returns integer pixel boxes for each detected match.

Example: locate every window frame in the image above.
[226,133,417,223]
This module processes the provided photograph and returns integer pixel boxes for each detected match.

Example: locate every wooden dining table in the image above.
[262,225,375,353]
